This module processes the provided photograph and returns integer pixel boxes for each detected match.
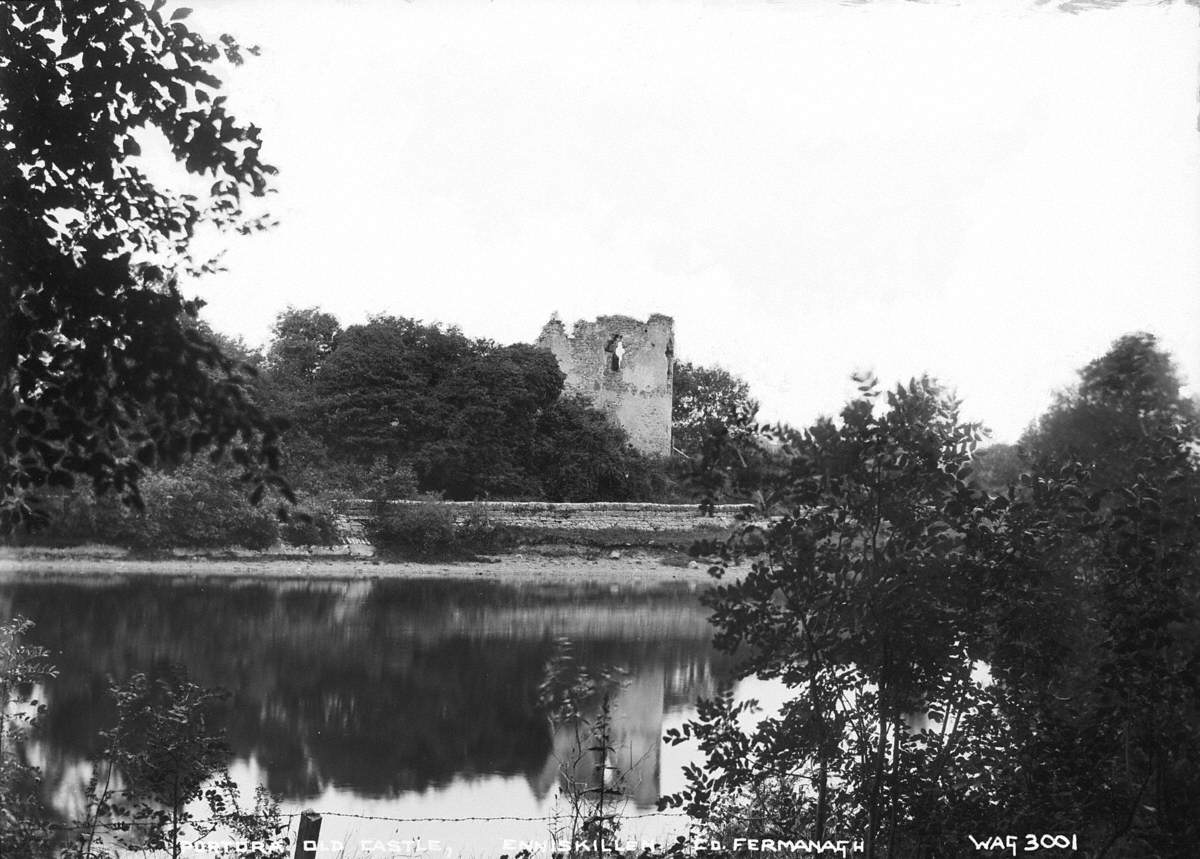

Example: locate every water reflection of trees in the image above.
[3,577,729,807]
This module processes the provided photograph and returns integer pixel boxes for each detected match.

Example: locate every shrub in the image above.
[366,501,514,558]
[367,502,458,556]
[0,618,58,859]
[533,397,660,501]
[456,502,515,552]
[94,668,233,856]
[133,467,279,550]
[279,499,342,547]
[16,464,279,551]
[362,456,420,500]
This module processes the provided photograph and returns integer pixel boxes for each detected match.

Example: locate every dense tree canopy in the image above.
[672,361,759,458]
[410,343,567,498]
[667,336,1200,857]
[257,311,657,501]
[1022,332,1197,489]
[1,1,283,529]
[312,316,482,464]
[667,377,1003,853]
[264,306,340,388]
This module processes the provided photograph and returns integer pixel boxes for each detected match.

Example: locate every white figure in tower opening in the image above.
[604,333,625,371]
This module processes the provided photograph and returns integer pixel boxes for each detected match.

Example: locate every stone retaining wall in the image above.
[337,500,744,533]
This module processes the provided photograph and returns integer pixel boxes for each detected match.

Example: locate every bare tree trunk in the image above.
[887,718,902,858]
[815,756,828,842]
[866,681,889,859]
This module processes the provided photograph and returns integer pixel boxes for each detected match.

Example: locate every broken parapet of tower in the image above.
[535,314,675,457]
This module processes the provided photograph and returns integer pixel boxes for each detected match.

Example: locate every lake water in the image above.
[1,571,770,856]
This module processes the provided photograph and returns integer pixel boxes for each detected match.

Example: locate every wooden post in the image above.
[293,811,322,859]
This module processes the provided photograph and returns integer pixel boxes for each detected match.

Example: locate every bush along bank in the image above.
[365,500,516,559]
[9,468,739,560]
[8,462,341,554]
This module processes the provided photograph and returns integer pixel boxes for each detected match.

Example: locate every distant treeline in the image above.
[19,307,760,550]
[247,307,754,502]
[26,309,1191,555]
[252,310,655,501]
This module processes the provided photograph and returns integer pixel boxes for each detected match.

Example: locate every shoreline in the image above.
[0,545,719,586]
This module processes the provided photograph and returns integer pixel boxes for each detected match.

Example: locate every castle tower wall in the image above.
[536,314,674,457]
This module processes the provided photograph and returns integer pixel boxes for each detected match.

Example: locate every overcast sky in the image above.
[181,0,1200,443]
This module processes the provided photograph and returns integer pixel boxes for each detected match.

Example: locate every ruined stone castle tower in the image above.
[536,314,675,457]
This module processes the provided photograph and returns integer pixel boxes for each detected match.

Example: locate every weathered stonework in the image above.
[339,500,741,532]
[536,314,675,457]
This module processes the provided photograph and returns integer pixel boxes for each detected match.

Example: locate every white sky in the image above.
[181,0,1200,442]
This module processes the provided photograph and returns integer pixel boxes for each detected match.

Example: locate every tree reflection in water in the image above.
[0,575,731,819]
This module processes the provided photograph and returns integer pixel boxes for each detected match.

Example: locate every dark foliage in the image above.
[275,312,657,501]
[672,361,759,459]
[412,343,566,498]
[278,500,340,547]
[666,338,1200,858]
[264,306,341,389]
[0,617,58,859]
[311,315,480,465]
[1022,331,1198,491]
[93,667,232,857]
[25,462,280,550]
[533,397,660,502]
[665,376,1003,855]
[3,620,291,859]
[366,501,458,556]
[1,1,287,532]
[366,501,513,558]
